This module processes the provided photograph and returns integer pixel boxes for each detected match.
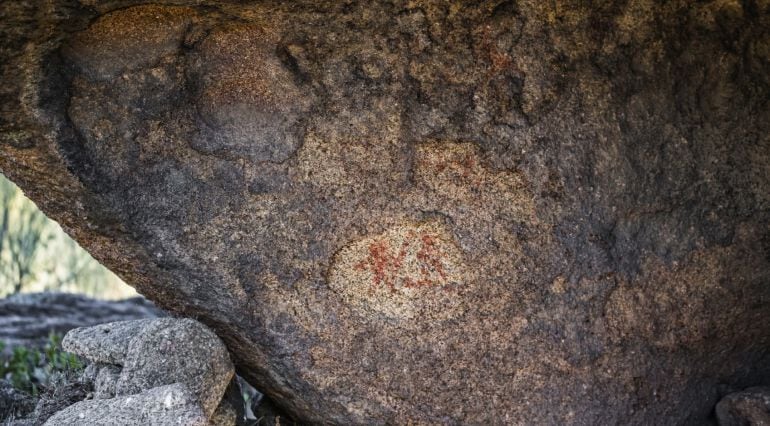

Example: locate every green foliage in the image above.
[0,175,52,294]
[0,333,83,396]
[0,173,135,298]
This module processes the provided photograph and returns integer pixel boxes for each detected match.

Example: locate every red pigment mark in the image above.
[417,233,447,281]
[354,231,450,292]
[459,152,486,188]
[403,278,435,288]
[355,240,392,292]
[478,25,522,79]
[463,153,475,174]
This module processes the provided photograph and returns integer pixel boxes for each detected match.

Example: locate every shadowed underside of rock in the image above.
[1,0,769,424]
[716,386,770,426]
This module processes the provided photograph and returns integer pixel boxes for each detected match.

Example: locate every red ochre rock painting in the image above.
[356,231,447,292]
[328,221,466,321]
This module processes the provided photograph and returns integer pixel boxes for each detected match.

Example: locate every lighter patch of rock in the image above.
[329,221,467,321]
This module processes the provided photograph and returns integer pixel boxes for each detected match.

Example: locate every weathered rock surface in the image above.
[93,364,121,400]
[43,383,208,426]
[1,1,769,424]
[62,319,154,365]
[63,318,234,418]
[716,386,770,426]
[209,398,238,426]
[0,292,162,355]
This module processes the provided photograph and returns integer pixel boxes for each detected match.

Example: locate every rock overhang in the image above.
[0,1,769,424]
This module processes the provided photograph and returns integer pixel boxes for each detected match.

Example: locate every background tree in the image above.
[0,174,133,298]
[0,177,54,294]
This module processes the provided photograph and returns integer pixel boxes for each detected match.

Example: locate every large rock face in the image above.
[1,1,769,423]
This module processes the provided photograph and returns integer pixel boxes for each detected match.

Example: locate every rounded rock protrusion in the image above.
[62,5,197,80]
[61,318,233,420]
[190,23,312,162]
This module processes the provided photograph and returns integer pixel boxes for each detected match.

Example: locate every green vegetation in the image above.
[0,173,135,299]
[0,333,83,396]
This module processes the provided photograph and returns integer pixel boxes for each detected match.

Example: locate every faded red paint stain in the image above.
[354,231,451,292]
[478,25,522,79]
[461,153,476,180]
[417,147,485,188]
[424,155,477,180]
[417,234,447,281]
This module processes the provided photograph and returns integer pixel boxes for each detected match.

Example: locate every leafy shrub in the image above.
[0,333,82,396]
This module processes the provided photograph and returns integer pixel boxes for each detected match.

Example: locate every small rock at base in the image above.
[60,317,233,419]
[716,386,770,426]
[42,383,208,426]
[114,318,234,418]
[94,365,121,399]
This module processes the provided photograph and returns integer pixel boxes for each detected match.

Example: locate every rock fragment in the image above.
[61,318,233,420]
[115,318,234,418]
[716,386,770,426]
[62,320,153,366]
[94,365,121,400]
[43,383,208,426]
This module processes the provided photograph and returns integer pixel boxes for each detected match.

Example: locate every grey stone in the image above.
[59,318,233,419]
[81,363,100,383]
[115,318,234,418]
[62,319,154,366]
[1,1,769,424]
[42,383,208,426]
[716,386,770,426]
[94,365,121,400]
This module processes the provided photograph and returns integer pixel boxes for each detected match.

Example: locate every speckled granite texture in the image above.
[1,1,769,424]
[63,318,234,418]
[43,383,209,426]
